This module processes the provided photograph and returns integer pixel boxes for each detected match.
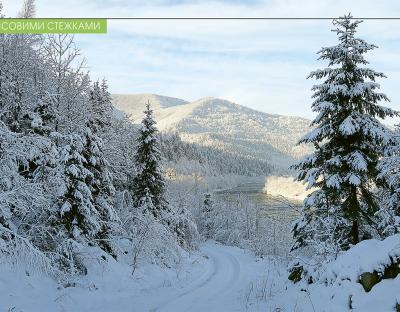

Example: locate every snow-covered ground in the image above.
[2,237,399,312]
[0,241,276,312]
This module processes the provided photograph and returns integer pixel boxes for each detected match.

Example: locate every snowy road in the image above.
[0,241,272,312]
[151,242,245,312]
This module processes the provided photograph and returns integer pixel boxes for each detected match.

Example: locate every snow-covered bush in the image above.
[129,211,184,274]
[197,193,294,258]
[0,225,63,279]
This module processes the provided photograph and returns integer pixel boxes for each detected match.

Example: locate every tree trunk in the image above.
[350,219,359,246]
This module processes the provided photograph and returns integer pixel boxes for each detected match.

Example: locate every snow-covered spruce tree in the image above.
[57,116,118,260]
[59,134,100,241]
[132,102,169,219]
[82,86,119,256]
[292,14,398,253]
[376,126,400,236]
[41,34,114,264]
[131,103,198,247]
[89,80,113,133]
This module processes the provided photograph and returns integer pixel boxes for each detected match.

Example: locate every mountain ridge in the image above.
[112,93,313,171]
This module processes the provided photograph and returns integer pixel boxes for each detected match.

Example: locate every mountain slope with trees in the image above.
[113,94,313,171]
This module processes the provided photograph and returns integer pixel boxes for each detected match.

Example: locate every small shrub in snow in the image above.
[129,211,183,274]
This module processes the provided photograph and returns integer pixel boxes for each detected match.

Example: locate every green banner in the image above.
[0,18,107,34]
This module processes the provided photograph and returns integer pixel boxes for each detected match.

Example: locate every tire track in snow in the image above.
[211,249,241,298]
[150,247,219,312]
[152,241,243,312]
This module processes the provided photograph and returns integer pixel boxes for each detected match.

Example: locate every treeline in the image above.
[159,132,277,176]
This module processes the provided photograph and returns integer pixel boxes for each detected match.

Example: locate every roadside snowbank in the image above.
[312,234,400,311]
[268,235,400,311]
[320,234,400,285]
[245,235,400,311]
[0,246,204,312]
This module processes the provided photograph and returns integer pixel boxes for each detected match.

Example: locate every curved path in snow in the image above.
[150,241,246,312]
[1,240,268,312]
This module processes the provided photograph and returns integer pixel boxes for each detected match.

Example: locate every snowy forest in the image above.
[1,1,400,311]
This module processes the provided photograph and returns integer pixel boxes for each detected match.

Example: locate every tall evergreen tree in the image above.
[132,102,168,219]
[83,83,119,255]
[89,80,113,133]
[292,14,398,252]
[58,114,118,254]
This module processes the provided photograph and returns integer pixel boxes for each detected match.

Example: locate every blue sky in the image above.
[3,0,400,124]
